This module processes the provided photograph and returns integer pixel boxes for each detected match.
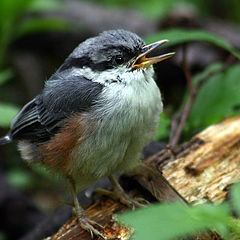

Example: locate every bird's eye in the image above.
[114,55,124,65]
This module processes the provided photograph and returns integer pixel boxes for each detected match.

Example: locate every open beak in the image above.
[131,40,175,70]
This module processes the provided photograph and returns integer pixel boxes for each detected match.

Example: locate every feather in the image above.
[9,75,104,143]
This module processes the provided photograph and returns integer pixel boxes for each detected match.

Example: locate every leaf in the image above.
[119,202,230,240]
[16,18,69,38]
[0,103,19,127]
[229,218,240,240]
[155,111,171,140]
[0,69,13,85]
[98,0,173,18]
[27,0,62,12]
[5,169,33,189]
[192,62,223,86]
[144,29,240,59]
[0,0,33,23]
[230,182,240,216]
[135,0,174,19]
[187,64,240,131]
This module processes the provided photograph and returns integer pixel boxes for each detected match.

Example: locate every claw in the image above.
[79,218,107,240]
[88,219,105,230]
[68,177,107,239]
[96,176,149,210]
[134,197,150,205]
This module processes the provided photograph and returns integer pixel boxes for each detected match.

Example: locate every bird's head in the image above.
[58,29,175,85]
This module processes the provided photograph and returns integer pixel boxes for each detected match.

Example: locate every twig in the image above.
[169,45,195,146]
[169,50,236,147]
[169,117,178,143]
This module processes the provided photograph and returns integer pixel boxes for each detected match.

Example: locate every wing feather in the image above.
[10,75,103,143]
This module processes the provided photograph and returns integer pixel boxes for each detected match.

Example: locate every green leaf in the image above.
[119,202,230,240]
[230,182,240,216]
[155,111,171,140]
[135,0,174,19]
[192,62,223,86]
[5,169,33,189]
[187,64,240,131]
[0,0,33,21]
[144,29,240,59]
[0,0,66,67]
[0,103,19,127]
[0,69,13,85]
[229,218,240,239]
[27,0,62,12]
[16,18,69,37]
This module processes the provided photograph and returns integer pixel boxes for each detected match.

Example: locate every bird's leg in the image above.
[96,175,149,209]
[68,177,106,239]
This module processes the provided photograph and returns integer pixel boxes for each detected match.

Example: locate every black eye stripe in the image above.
[59,56,115,72]
[58,46,141,72]
[59,56,90,71]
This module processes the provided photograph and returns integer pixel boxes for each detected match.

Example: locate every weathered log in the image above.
[45,116,240,240]
[160,116,240,203]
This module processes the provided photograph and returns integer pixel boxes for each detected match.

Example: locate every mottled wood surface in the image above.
[46,116,240,240]
[45,200,130,240]
[161,116,240,204]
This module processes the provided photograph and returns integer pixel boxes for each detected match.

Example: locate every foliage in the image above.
[0,0,68,68]
[187,63,240,131]
[0,103,19,127]
[230,182,240,216]
[0,69,13,85]
[155,112,171,140]
[92,0,240,23]
[150,29,240,140]
[183,0,240,23]
[0,0,69,128]
[95,0,174,19]
[0,70,19,127]
[5,169,34,189]
[145,29,240,59]
[119,183,240,240]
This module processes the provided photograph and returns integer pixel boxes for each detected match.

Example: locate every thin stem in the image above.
[169,116,178,142]
[170,45,195,146]
[169,52,235,147]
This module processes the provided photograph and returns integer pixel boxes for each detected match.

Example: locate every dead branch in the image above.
[45,116,240,240]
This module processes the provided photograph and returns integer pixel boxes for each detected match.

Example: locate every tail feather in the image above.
[0,135,12,145]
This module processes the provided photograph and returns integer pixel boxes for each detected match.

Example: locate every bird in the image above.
[0,29,175,239]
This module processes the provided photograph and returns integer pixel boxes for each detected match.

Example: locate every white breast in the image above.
[70,66,162,186]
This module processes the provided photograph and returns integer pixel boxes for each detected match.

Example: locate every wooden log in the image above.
[161,116,240,203]
[45,116,240,240]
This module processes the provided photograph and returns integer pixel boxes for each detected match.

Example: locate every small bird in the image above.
[0,29,174,239]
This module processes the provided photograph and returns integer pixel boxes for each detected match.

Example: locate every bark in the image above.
[45,116,240,240]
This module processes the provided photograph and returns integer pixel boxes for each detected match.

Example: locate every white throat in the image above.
[70,65,154,85]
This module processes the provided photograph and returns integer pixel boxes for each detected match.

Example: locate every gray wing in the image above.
[10,75,104,143]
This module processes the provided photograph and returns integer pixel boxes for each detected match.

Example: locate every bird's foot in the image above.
[76,215,106,239]
[68,177,106,239]
[95,187,149,210]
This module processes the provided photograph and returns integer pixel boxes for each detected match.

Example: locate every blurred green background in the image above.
[0,0,240,239]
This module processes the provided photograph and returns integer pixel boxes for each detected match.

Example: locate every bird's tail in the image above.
[0,135,12,145]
